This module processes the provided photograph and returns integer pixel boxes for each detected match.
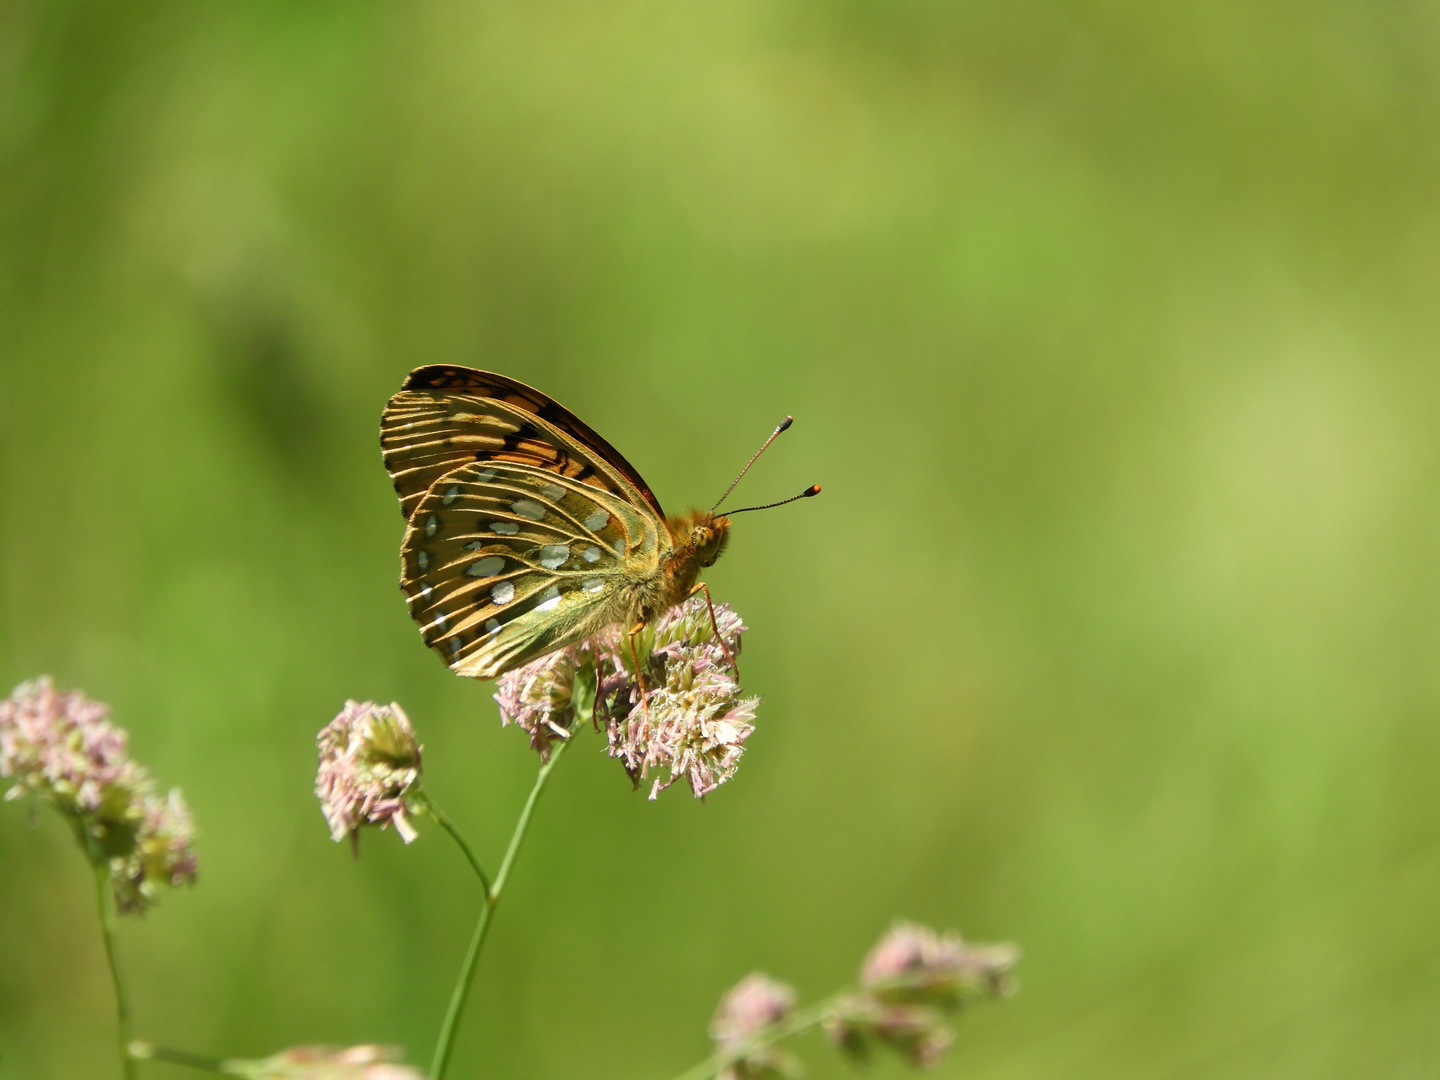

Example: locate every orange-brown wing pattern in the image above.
[382,365,664,522]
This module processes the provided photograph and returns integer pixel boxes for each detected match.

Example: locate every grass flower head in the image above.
[316,701,423,844]
[0,677,197,914]
[710,972,799,1080]
[597,597,757,799]
[825,922,1020,1068]
[493,644,588,762]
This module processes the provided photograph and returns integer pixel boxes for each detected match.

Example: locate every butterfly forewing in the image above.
[400,461,663,678]
[382,366,664,524]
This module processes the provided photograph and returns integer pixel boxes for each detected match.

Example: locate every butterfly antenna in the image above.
[723,484,822,516]
[711,416,794,513]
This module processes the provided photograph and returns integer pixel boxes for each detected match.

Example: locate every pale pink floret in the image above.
[315,701,422,844]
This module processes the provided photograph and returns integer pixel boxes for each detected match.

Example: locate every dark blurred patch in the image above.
[207,286,332,478]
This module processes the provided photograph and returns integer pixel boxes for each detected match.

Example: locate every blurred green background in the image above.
[4,1,1440,1077]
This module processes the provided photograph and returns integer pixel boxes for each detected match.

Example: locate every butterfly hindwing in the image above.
[399,460,665,678]
[382,367,664,524]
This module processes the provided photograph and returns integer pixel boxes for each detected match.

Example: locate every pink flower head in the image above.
[219,1044,423,1079]
[1,676,135,811]
[597,597,757,800]
[316,701,422,844]
[861,921,1020,1003]
[493,645,586,762]
[490,596,759,798]
[826,922,1020,1068]
[712,972,796,1046]
[0,677,198,915]
[824,997,953,1068]
[711,973,798,1080]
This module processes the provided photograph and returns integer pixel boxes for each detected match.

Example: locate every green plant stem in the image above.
[421,795,492,895]
[94,868,137,1080]
[126,1042,228,1073]
[671,995,846,1080]
[428,737,571,1080]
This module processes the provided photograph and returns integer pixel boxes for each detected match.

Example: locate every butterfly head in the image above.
[668,510,731,569]
[694,514,732,568]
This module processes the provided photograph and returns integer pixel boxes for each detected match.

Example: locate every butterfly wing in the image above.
[400,460,664,679]
[381,366,664,523]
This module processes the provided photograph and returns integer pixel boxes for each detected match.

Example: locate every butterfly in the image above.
[381,365,818,680]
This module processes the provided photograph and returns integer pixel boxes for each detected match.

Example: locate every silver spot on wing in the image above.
[467,556,506,578]
[490,581,516,605]
[511,499,546,521]
[584,510,609,531]
[538,544,569,569]
[535,585,562,612]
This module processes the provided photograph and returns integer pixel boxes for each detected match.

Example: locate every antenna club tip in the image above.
[805,484,821,496]
[777,416,794,433]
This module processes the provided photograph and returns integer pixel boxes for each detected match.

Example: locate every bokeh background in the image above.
[4,2,1440,1077]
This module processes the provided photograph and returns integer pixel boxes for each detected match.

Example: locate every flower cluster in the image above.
[216,1044,423,1080]
[0,677,197,915]
[493,644,589,762]
[710,973,799,1080]
[316,701,423,844]
[599,598,756,799]
[493,596,758,800]
[825,922,1020,1067]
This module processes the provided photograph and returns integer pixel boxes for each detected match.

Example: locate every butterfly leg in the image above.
[688,582,739,679]
[627,621,650,711]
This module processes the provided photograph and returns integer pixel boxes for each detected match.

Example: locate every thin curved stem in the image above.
[93,868,136,1080]
[670,995,845,1080]
[428,737,571,1080]
[420,795,492,895]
